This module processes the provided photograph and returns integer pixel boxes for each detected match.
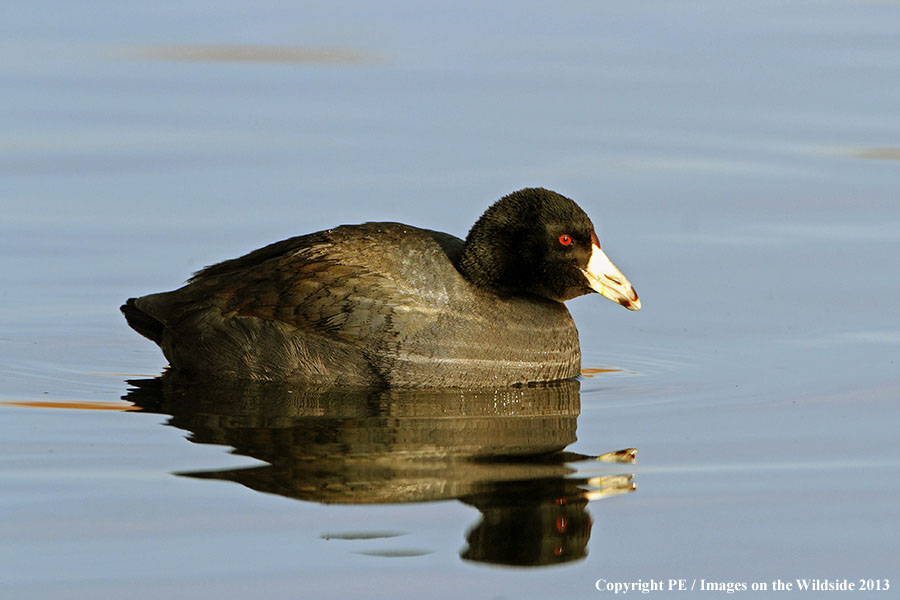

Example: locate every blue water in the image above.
[2,1,899,598]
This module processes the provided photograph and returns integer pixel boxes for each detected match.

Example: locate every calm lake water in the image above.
[2,1,899,598]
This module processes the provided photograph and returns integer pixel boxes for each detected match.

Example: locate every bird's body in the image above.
[122,188,639,387]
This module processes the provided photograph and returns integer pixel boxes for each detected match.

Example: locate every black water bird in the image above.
[121,188,640,387]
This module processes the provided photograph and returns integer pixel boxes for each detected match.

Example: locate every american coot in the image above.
[122,188,640,387]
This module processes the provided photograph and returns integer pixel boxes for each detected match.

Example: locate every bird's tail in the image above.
[121,298,165,343]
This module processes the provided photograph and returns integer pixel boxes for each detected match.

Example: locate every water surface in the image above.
[2,1,899,598]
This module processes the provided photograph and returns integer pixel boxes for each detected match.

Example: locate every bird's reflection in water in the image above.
[123,376,636,567]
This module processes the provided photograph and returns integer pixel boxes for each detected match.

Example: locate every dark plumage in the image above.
[121,188,640,387]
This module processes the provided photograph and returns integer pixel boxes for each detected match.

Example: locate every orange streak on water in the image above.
[0,400,138,411]
[580,368,621,377]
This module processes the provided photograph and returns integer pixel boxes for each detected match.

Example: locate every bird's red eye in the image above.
[559,234,572,246]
